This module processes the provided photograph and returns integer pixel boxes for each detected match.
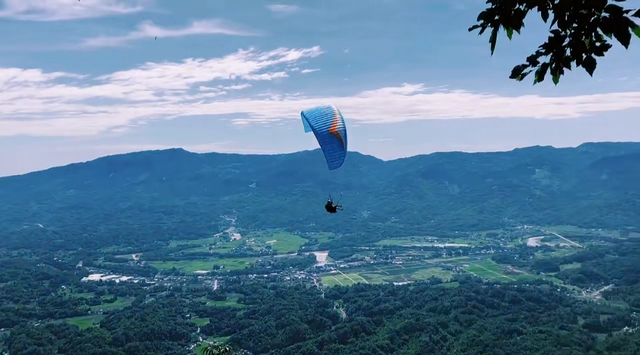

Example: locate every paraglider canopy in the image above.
[300,104,348,170]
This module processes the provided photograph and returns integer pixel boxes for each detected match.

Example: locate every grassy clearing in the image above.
[375,237,473,247]
[67,292,118,300]
[411,268,454,281]
[247,232,308,253]
[561,262,582,270]
[463,259,515,282]
[206,298,245,308]
[320,273,357,286]
[308,232,336,244]
[151,257,256,273]
[544,225,620,238]
[536,248,579,258]
[191,317,210,326]
[321,263,456,286]
[89,297,134,311]
[215,257,257,270]
[169,236,217,247]
[65,315,105,329]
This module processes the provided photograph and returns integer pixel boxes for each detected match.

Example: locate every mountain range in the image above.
[1,142,640,250]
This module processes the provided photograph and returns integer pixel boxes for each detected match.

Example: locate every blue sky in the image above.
[0,0,639,176]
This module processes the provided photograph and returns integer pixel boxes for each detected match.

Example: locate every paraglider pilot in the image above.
[325,197,343,214]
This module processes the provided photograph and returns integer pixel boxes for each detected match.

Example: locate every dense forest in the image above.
[4,274,640,355]
[1,142,640,251]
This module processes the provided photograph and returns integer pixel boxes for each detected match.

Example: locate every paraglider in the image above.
[300,104,348,214]
[324,195,343,214]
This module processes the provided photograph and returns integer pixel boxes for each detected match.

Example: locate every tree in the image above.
[470,0,640,85]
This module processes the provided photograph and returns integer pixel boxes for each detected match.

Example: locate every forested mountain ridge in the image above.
[1,142,640,250]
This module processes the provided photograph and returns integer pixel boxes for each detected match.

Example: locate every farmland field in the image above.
[206,298,245,308]
[245,231,308,253]
[191,317,210,326]
[375,237,474,247]
[90,297,135,311]
[320,260,461,286]
[64,315,105,329]
[150,257,256,273]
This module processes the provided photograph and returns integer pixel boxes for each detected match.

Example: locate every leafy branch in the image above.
[469,0,640,85]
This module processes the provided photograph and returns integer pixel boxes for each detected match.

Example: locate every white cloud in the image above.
[2,45,640,138]
[300,69,320,74]
[0,0,147,21]
[266,4,300,15]
[81,19,259,48]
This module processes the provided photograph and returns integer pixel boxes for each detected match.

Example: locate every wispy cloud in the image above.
[300,69,320,74]
[0,0,147,21]
[81,19,259,48]
[2,45,640,137]
[266,4,300,15]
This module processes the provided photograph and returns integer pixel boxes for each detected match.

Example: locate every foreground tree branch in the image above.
[470,0,640,85]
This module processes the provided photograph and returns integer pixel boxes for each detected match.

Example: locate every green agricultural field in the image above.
[411,268,454,281]
[544,225,620,238]
[89,297,134,311]
[206,298,245,308]
[437,282,460,288]
[463,259,516,282]
[561,262,582,270]
[191,317,210,326]
[64,315,105,329]
[321,263,455,286]
[215,257,257,270]
[151,257,256,273]
[536,248,579,258]
[247,232,308,253]
[171,237,244,255]
[169,236,217,247]
[320,273,359,286]
[375,237,472,247]
[307,232,336,244]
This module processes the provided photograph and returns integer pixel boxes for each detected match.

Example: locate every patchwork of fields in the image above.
[319,256,569,288]
[105,225,616,293]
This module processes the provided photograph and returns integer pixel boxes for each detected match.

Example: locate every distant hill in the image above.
[2,142,640,250]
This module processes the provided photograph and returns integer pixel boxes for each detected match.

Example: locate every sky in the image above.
[1,0,640,177]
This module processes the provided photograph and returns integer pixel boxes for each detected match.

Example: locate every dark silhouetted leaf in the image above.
[633,9,640,18]
[506,28,514,40]
[509,64,529,80]
[613,24,632,48]
[604,3,625,16]
[468,24,483,32]
[533,62,550,84]
[552,74,560,85]
[582,55,597,76]
[540,8,549,23]
[490,27,499,55]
